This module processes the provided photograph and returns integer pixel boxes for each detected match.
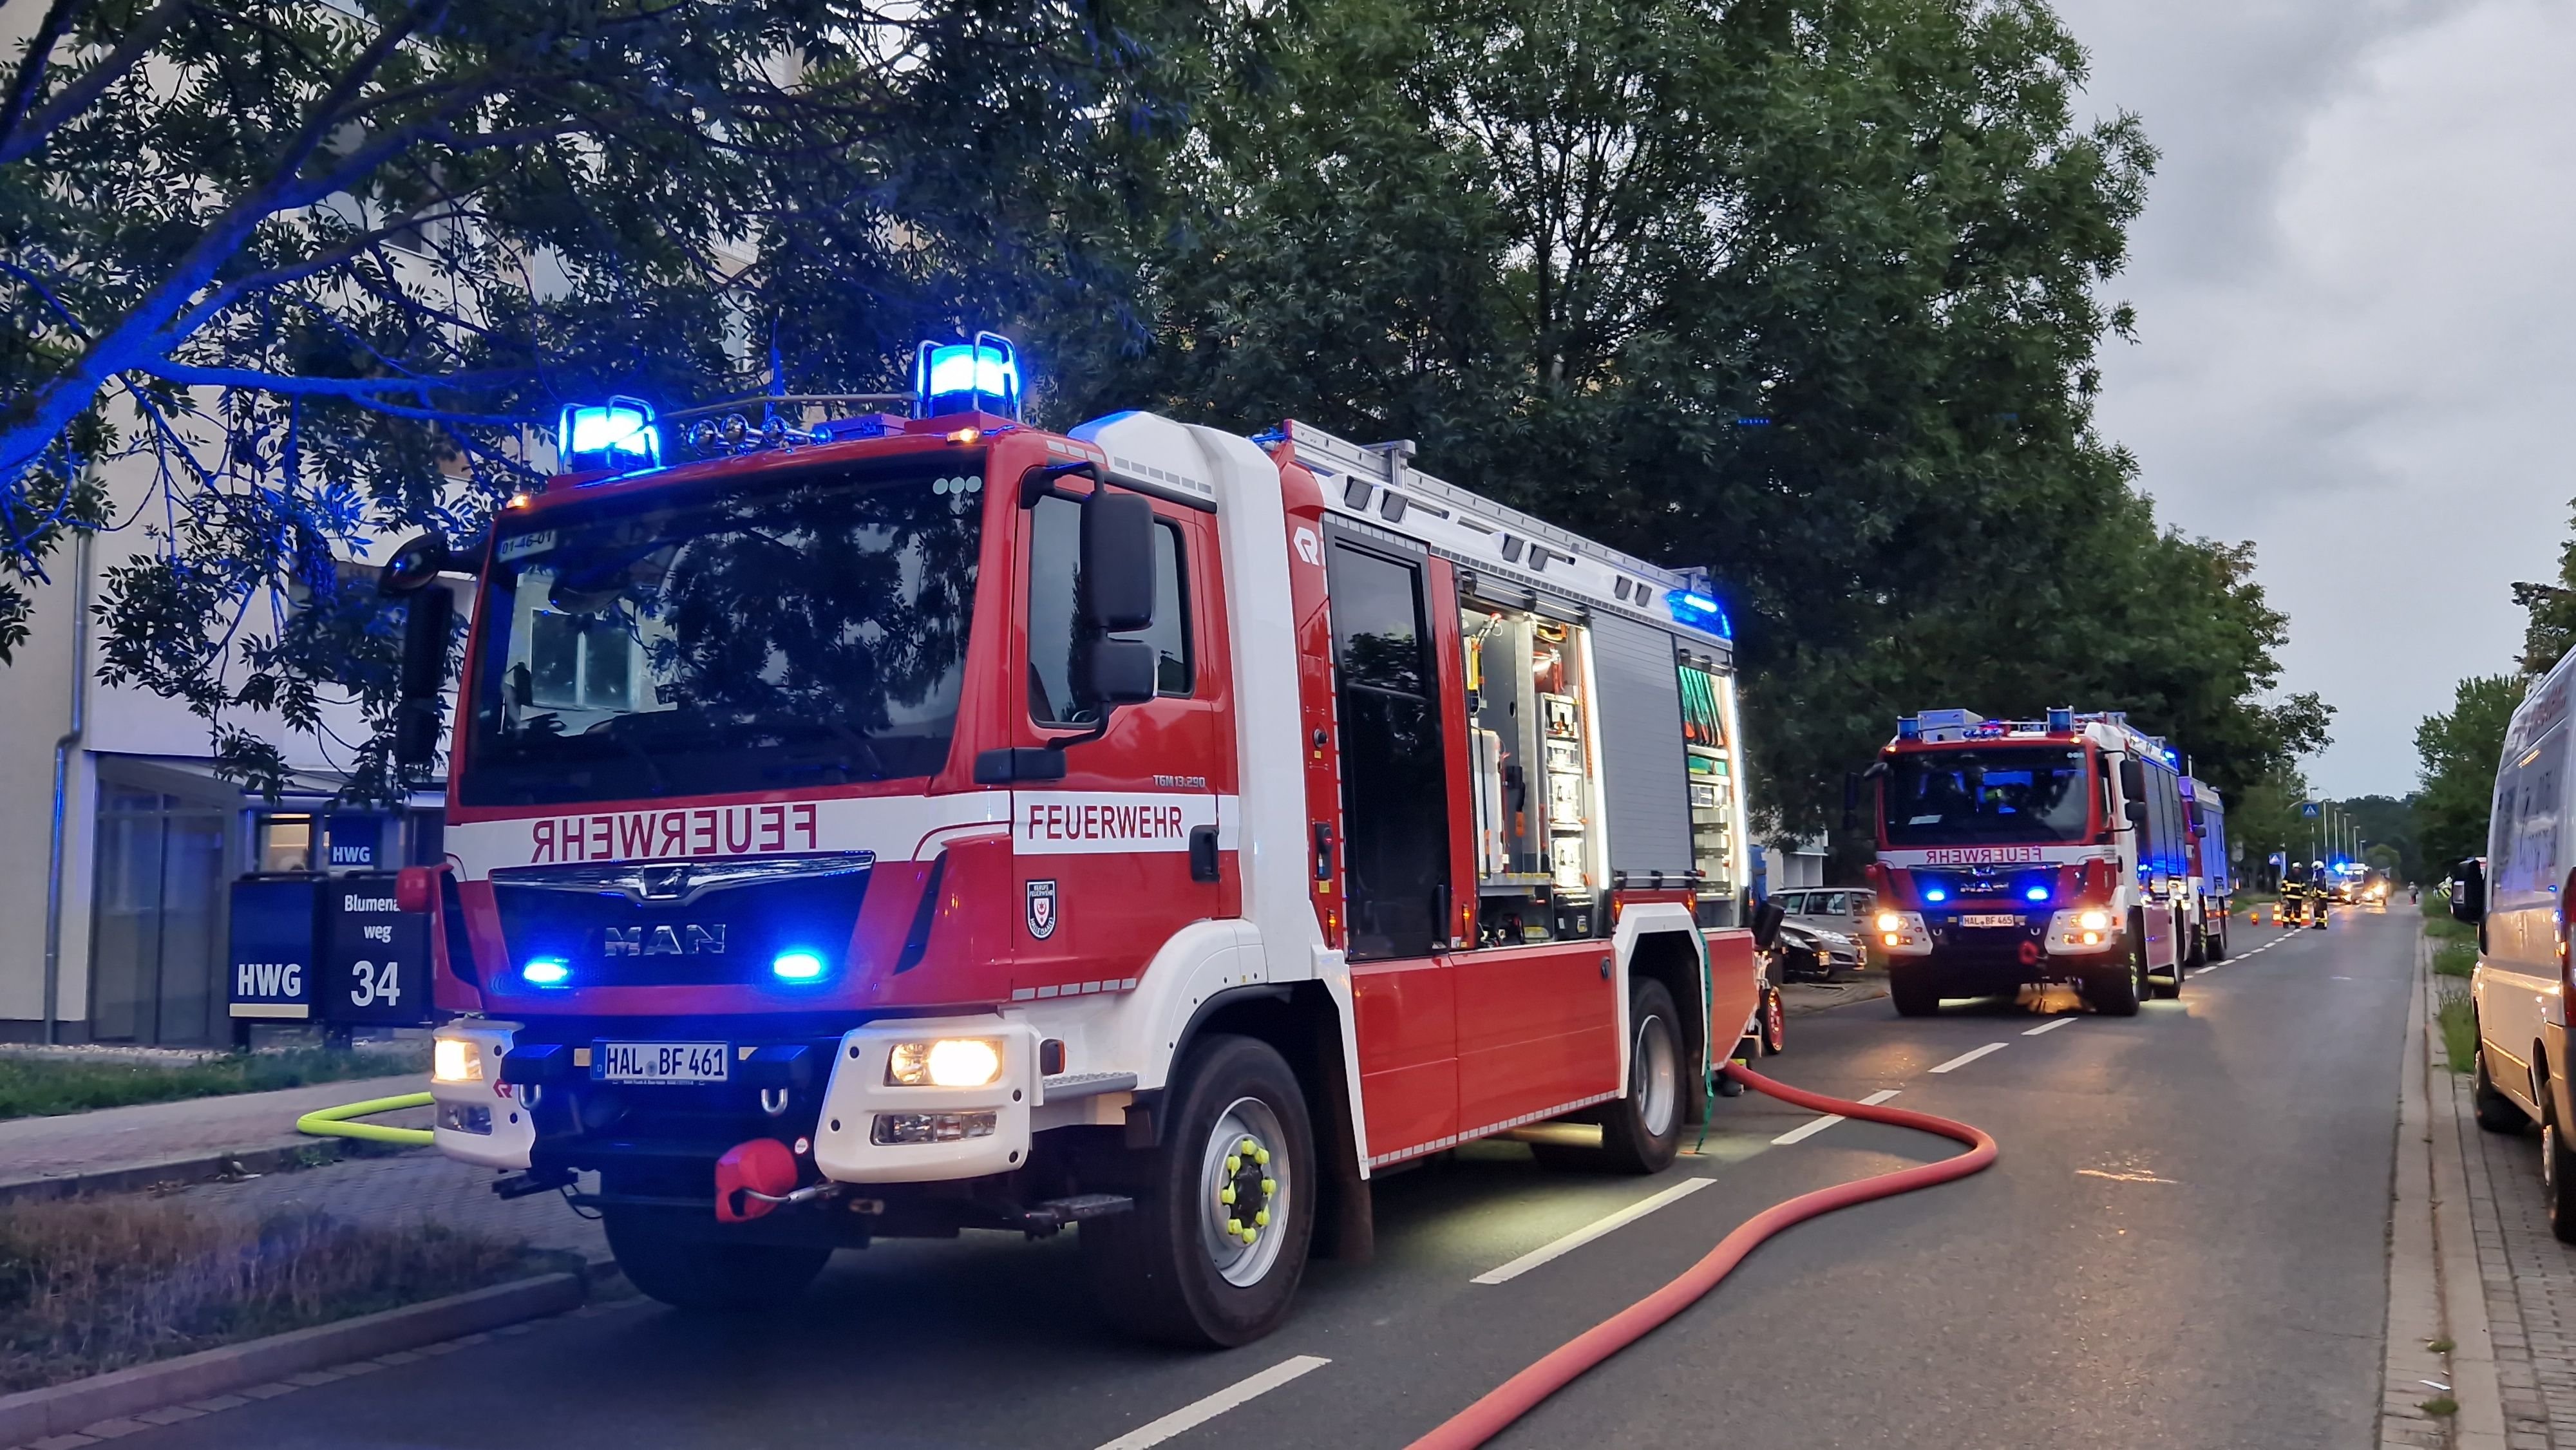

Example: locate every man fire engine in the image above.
[384,335,1762,1347]
[1866,708,2197,1017]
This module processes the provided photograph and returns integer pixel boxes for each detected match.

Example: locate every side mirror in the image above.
[1750,898,1786,950]
[2451,859,2487,925]
[1079,491,1155,631]
[390,584,452,770]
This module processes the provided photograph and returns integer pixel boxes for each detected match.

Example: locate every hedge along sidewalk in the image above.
[0,1075,428,1203]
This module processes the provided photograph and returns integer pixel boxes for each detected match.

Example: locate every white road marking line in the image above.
[1770,1088,1901,1145]
[1471,1178,1716,1285]
[1929,1042,2009,1074]
[1092,1355,1333,1450]
[2023,1017,2076,1036]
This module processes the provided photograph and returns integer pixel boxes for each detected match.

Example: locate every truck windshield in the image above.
[1882,747,2092,847]
[458,454,985,806]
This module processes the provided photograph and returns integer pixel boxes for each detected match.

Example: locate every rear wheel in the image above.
[1761,986,1788,1055]
[602,1210,831,1312]
[2207,915,2230,961]
[1081,1035,1316,1347]
[1889,967,1941,1017]
[1599,979,1685,1174]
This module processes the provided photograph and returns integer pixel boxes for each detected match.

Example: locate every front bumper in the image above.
[430,1015,1045,1187]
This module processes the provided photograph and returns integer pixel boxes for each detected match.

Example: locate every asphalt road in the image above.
[147,905,2418,1450]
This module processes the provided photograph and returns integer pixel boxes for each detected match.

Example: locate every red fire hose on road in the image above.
[1405,1062,2000,1450]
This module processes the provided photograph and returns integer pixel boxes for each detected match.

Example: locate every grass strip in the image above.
[2432,941,2477,978]
[0,1196,568,1393]
[2436,984,2478,1075]
[0,1044,428,1122]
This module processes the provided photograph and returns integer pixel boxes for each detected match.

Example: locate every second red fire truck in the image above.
[1866,708,2213,1016]
[388,336,1764,1346]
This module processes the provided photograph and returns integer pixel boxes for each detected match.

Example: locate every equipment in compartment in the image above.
[1463,605,1607,936]
[1679,656,1739,922]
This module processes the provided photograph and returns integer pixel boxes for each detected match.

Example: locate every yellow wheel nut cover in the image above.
[1227,1218,1242,1235]
[1253,1147,1271,1165]
[1220,1186,1236,1204]
[1261,1178,1276,1194]
[1255,1209,1271,1227]
[1225,1155,1240,1173]
[1241,1136,1256,1153]
[1244,1229,1258,1245]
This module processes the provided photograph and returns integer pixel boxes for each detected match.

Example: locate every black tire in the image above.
[2207,916,2229,962]
[2088,921,2145,1017]
[1761,986,1788,1056]
[1599,979,1686,1174]
[2474,1035,2527,1135]
[602,1209,831,1312]
[1889,967,1941,1017]
[1081,1034,1316,1348]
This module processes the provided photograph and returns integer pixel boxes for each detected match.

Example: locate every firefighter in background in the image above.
[2302,862,2334,929]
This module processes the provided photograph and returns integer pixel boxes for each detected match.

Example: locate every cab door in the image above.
[1009,485,1232,1001]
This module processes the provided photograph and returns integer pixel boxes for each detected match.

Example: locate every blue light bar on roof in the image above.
[557,397,660,473]
[1665,588,1731,639]
[913,332,1023,420]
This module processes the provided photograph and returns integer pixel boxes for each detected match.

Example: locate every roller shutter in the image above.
[1589,612,1692,880]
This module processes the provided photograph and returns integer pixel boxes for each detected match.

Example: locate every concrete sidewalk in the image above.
[0,1074,426,1191]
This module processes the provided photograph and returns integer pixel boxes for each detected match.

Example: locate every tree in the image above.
[1,0,1180,798]
[2514,497,2576,675]
[2416,674,2520,876]
[1068,0,2325,849]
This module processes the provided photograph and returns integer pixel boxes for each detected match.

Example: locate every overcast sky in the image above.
[2047,0,2576,800]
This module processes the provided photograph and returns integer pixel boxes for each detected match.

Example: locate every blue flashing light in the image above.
[1924,887,1947,903]
[913,332,1023,420]
[1665,588,1732,639]
[1897,715,1922,741]
[2025,885,2050,901]
[556,397,659,471]
[2047,706,2075,733]
[522,957,571,988]
[771,950,826,983]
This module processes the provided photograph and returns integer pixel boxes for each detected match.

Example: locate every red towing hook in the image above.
[714,1138,800,1223]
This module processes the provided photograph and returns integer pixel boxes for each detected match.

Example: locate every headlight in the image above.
[1875,910,1904,932]
[432,1037,482,1084]
[886,1037,1005,1088]
[2077,909,2112,931]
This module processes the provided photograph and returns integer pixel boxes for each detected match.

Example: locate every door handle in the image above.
[1189,825,1220,883]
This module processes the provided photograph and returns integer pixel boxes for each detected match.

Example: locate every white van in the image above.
[2458,659,2575,1239]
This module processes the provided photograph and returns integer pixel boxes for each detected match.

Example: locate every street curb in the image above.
[0,1136,424,1207]
[0,1272,583,1447]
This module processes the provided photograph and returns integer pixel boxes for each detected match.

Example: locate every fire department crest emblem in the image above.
[1025,880,1059,940]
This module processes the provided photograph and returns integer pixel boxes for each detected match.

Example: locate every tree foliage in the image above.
[2415,674,2519,876]
[1,0,1179,798]
[1056,0,2326,846]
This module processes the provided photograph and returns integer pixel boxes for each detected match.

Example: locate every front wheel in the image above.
[602,1210,831,1312]
[2474,1036,2527,1134]
[1889,967,1941,1017]
[1761,985,1788,1055]
[1081,1034,1316,1347]
[1599,979,1685,1174]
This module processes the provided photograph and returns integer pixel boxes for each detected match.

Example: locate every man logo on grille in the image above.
[1026,880,1059,940]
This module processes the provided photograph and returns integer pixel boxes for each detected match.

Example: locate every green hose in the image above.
[296,1091,435,1146]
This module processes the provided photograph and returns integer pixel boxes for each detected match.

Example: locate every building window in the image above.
[90,789,232,1046]
[259,814,314,873]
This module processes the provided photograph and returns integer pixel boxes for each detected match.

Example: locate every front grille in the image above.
[491,863,871,986]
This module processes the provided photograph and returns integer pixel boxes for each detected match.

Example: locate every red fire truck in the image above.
[386,336,1763,1346]
[1866,707,2195,1017]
